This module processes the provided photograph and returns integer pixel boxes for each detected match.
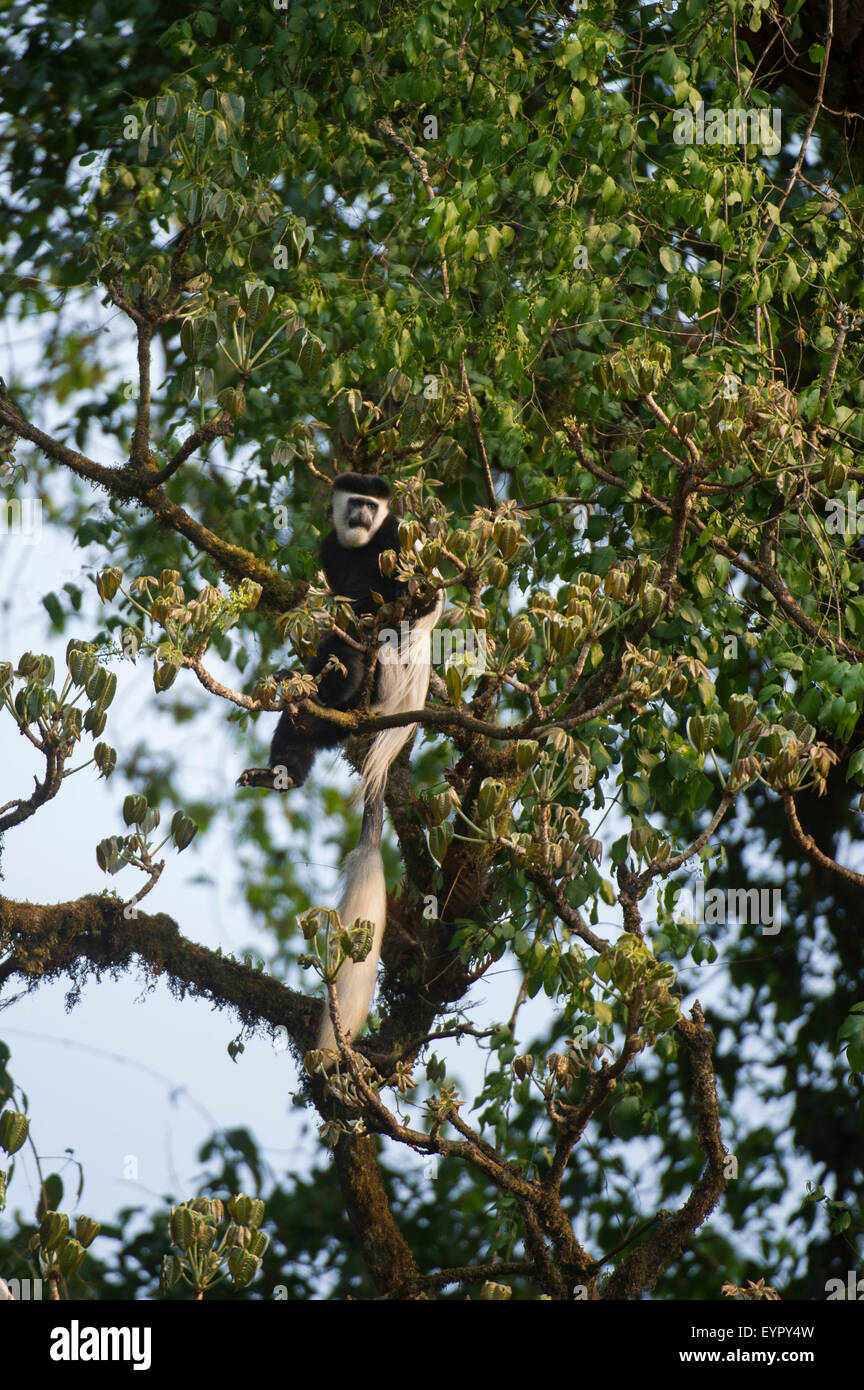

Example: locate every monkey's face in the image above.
[331,490,389,549]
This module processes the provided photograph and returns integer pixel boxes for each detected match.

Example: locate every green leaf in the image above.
[838,1003,864,1072]
[484,226,503,259]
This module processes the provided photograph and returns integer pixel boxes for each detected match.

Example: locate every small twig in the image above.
[756,0,834,260]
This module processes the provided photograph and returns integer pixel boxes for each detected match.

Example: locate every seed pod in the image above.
[96,568,122,602]
[577,571,604,593]
[476,778,507,820]
[487,558,509,588]
[228,1195,265,1228]
[154,660,179,692]
[550,619,576,656]
[57,1239,87,1279]
[123,794,148,826]
[668,670,688,700]
[426,790,453,826]
[508,614,533,653]
[629,826,652,855]
[345,918,374,962]
[546,1053,570,1081]
[448,529,473,560]
[39,1211,70,1251]
[17,652,40,677]
[531,591,557,613]
[775,744,799,778]
[419,540,441,569]
[248,1229,270,1258]
[187,1197,214,1216]
[812,746,833,779]
[728,694,757,737]
[169,1206,200,1252]
[75,1216,101,1248]
[93,743,117,777]
[604,569,628,600]
[226,1222,252,1249]
[822,455,847,491]
[545,726,570,753]
[515,739,540,772]
[398,520,422,549]
[171,811,198,850]
[686,715,707,754]
[445,664,463,707]
[513,1054,535,1080]
[68,649,95,687]
[496,522,522,560]
[640,585,665,622]
[428,821,453,865]
[0,1109,29,1155]
[228,1248,261,1288]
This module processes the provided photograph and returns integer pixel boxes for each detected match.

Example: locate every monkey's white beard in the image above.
[317,838,387,1052]
[362,593,444,803]
[339,524,375,549]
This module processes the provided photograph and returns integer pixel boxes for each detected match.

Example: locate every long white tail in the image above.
[317,594,441,1054]
[317,795,387,1052]
[362,593,443,803]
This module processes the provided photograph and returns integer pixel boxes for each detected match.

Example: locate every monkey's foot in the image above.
[236,766,297,791]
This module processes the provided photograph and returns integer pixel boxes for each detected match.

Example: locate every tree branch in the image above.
[0,396,303,616]
[782,789,864,888]
[0,893,317,1045]
[599,1003,728,1298]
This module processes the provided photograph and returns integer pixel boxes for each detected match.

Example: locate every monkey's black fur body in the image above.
[238,474,429,792]
[237,472,442,1052]
[267,513,403,788]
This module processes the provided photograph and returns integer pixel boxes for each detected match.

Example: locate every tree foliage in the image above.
[1,0,864,1300]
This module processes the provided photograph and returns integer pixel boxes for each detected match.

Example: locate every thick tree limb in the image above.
[332,1133,424,1297]
[0,893,317,1044]
[599,1003,728,1299]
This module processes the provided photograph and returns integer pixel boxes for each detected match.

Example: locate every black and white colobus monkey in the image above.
[237,472,442,1050]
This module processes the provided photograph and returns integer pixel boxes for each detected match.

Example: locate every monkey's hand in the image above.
[237,767,288,790]
[236,764,300,791]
